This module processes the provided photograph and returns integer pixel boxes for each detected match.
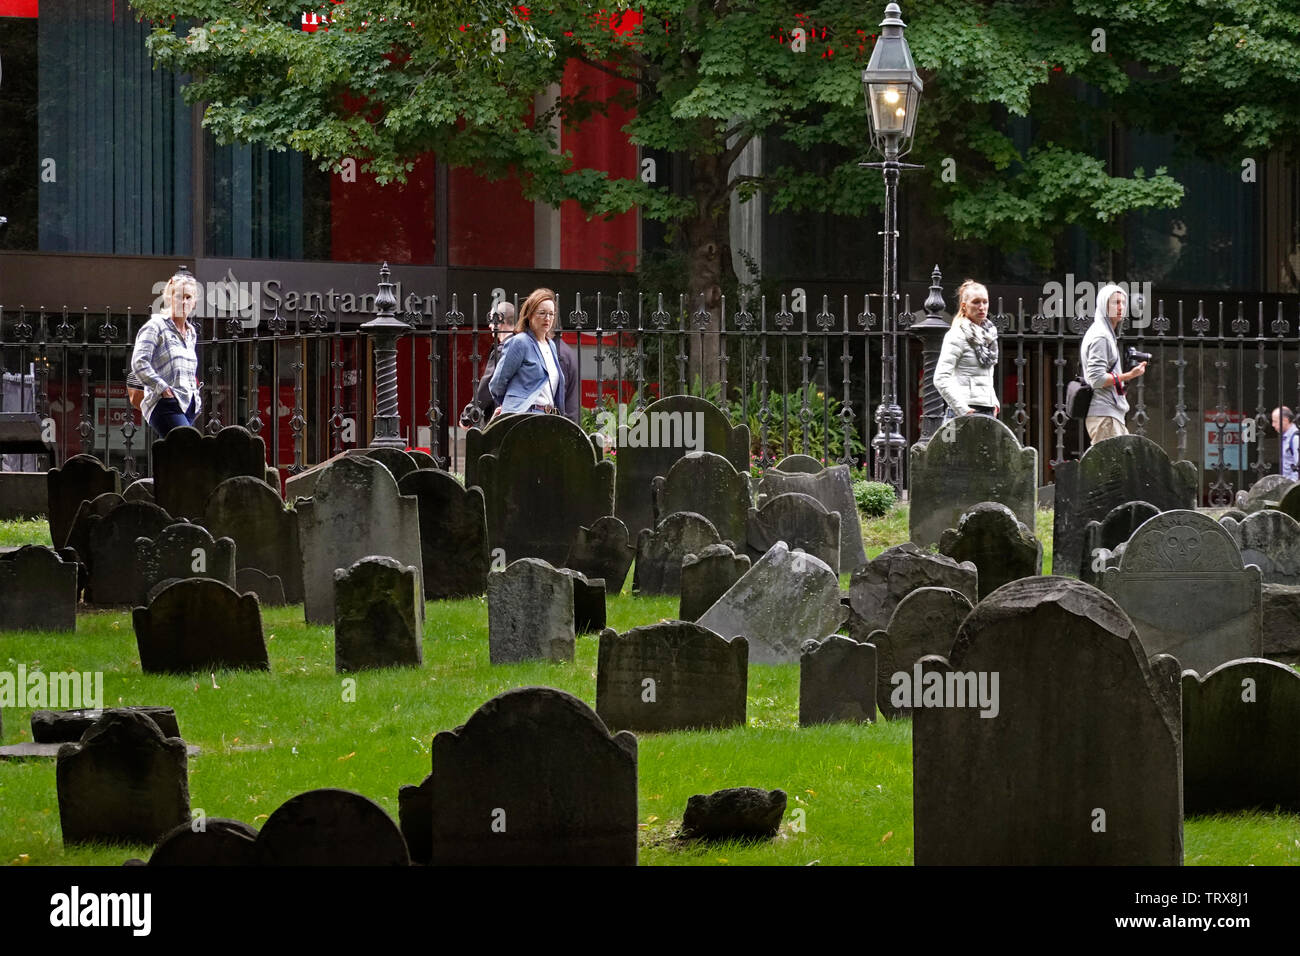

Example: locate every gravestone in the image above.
[1080,500,1161,586]
[1101,510,1263,674]
[350,446,418,485]
[296,455,424,625]
[149,818,260,866]
[1054,435,1198,577]
[651,451,751,547]
[679,544,750,621]
[938,501,1042,600]
[283,451,346,502]
[84,501,174,606]
[596,621,748,732]
[47,453,120,550]
[430,687,637,865]
[614,395,750,540]
[848,542,979,638]
[1223,509,1300,584]
[1261,585,1300,660]
[34,706,180,743]
[773,453,823,474]
[909,415,1037,548]
[205,476,304,604]
[565,516,636,594]
[487,558,575,664]
[56,710,190,846]
[334,556,423,672]
[135,522,236,607]
[799,635,877,725]
[255,789,410,866]
[398,470,490,600]
[463,413,529,490]
[913,577,1183,865]
[697,542,848,664]
[872,586,974,720]
[633,512,722,596]
[122,478,155,504]
[1219,509,1247,523]
[133,579,269,674]
[680,788,786,841]
[408,449,438,470]
[398,774,434,866]
[152,425,267,521]
[1183,659,1300,814]
[0,546,77,631]
[64,492,125,564]
[564,569,606,634]
[236,568,286,606]
[1241,474,1294,513]
[756,463,868,571]
[746,492,841,574]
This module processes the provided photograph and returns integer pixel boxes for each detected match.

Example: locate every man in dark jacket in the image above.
[554,332,580,425]
[461,302,515,427]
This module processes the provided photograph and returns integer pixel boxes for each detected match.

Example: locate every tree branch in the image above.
[719,129,757,171]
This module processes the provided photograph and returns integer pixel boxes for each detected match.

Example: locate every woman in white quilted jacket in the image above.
[934,279,1001,421]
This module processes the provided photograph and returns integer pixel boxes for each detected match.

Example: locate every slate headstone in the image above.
[679,543,750,621]
[133,579,269,674]
[398,774,434,866]
[651,451,751,547]
[564,569,606,635]
[463,413,529,490]
[756,462,868,571]
[633,512,722,596]
[64,491,125,565]
[680,788,786,841]
[236,567,286,606]
[334,556,423,672]
[33,706,180,743]
[565,515,636,595]
[1223,509,1300,584]
[84,501,174,606]
[938,501,1042,600]
[350,446,418,485]
[773,453,824,474]
[254,789,410,866]
[1242,474,1296,512]
[487,557,575,664]
[0,545,77,631]
[848,542,978,638]
[872,585,974,720]
[149,818,259,866]
[1261,584,1300,660]
[47,453,120,550]
[398,469,490,600]
[1080,500,1161,586]
[408,449,438,470]
[135,522,236,607]
[205,475,304,604]
[746,491,841,574]
[122,478,155,504]
[152,425,267,521]
[799,635,877,726]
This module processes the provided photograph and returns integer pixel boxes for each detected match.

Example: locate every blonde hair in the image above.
[161,270,200,320]
[955,279,989,321]
[516,288,557,337]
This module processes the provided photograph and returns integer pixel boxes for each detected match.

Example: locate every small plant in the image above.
[854,480,896,517]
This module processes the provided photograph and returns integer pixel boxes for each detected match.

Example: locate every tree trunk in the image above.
[683,150,734,396]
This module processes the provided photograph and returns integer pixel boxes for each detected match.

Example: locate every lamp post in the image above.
[862,2,923,493]
[361,262,409,449]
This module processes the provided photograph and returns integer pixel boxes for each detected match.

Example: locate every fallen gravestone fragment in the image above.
[679,787,786,841]
[33,706,179,743]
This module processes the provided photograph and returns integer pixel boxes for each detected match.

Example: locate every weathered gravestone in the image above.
[47,453,120,550]
[772,453,824,474]
[1053,435,1198,578]
[334,556,423,672]
[679,544,750,621]
[870,586,974,720]
[236,568,286,606]
[84,501,174,606]
[913,577,1183,865]
[799,635,876,726]
[205,476,304,604]
[1222,509,1300,584]
[408,449,438,470]
[34,706,180,743]
[614,395,750,541]
[64,491,125,564]
[633,512,722,596]
[254,789,410,866]
[133,579,268,674]
[1219,509,1248,523]
[56,710,190,846]
[349,446,418,485]
[746,492,841,574]
[135,522,236,607]
[938,501,1042,600]
[1183,659,1300,814]
[149,818,259,866]
[398,469,490,599]
[1080,500,1161,587]
[1101,510,1262,674]
[122,478,155,504]
[1261,585,1300,660]
[0,546,77,631]
[680,788,786,841]
[596,621,747,732]
[476,414,614,566]
[848,542,978,639]
[756,462,867,571]
[909,415,1037,548]
[296,455,424,625]
[1239,474,1294,513]
[651,451,751,547]
[565,515,636,595]
[563,569,606,634]
[697,542,848,664]
[487,558,575,664]
[152,425,267,521]
[463,413,529,490]
[430,687,638,865]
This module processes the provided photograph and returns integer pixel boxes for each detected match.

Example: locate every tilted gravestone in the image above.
[913,577,1183,865]
[697,542,848,664]
[772,453,824,474]
[565,515,636,595]
[205,476,304,604]
[487,558,575,664]
[476,414,615,566]
[56,710,190,846]
[614,395,750,541]
[254,789,410,866]
[756,462,867,572]
[909,415,1037,548]
[64,491,125,565]
[633,512,722,596]
[679,543,750,621]
[799,635,877,726]
[651,451,751,547]
[349,446,418,485]
[398,469,490,600]
[149,818,260,866]
[563,569,606,634]
[0,546,77,631]
[596,621,748,732]
[1053,435,1198,577]
[135,522,236,607]
[938,501,1042,600]
[122,478,155,504]
[871,586,974,720]
[430,687,638,865]
[1240,474,1294,513]
[1101,510,1262,674]
[1222,509,1300,585]
[746,492,841,574]
[152,425,267,521]
[1080,500,1161,587]
[133,579,268,674]
[47,453,120,550]
[334,556,423,672]
[236,568,286,606]
[1182,658,1300,814]
[84,501,174,606]
[848,542,978,639]
[296,455,424,625]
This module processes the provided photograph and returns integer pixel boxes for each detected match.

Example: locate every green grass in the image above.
[0,518,51,549]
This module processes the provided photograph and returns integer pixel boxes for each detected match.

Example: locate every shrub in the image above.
[854,480,896,517]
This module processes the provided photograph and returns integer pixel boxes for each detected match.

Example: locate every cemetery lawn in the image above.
[0,518,50,549]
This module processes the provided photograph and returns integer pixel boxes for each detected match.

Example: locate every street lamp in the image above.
[862,2,923,493]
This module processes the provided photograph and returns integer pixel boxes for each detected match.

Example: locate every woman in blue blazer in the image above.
[488,288,566,416]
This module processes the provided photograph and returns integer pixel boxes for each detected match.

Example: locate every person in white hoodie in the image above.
[1080,282,1146,443]
[934,279,1001,421]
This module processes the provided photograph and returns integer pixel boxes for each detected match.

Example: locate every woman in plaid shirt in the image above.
[131,267,203,437]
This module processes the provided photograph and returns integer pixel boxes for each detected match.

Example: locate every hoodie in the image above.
[1080,282,1129,423]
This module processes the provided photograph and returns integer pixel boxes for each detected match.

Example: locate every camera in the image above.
[1126,347,1153,363]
